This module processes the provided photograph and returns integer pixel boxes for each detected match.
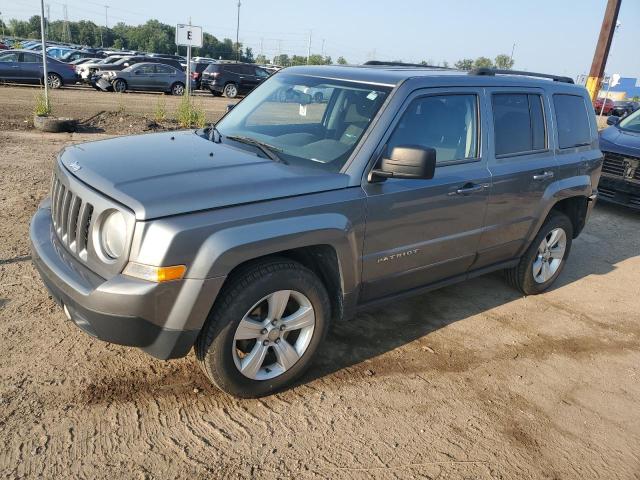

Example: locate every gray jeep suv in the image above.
[30,63,602,397]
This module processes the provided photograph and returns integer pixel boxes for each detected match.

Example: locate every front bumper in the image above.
[598,176,640,210]
[30,201,225,359]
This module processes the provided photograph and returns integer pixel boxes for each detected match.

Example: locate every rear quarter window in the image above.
[492,93,546,156]
[553,94,591,149]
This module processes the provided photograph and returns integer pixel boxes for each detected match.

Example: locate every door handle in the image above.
[449,183,484,196]
[532,171,554,181]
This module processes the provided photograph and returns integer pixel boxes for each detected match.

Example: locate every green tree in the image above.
[337,56,348,65]
[494,54,514,70]
[254,54,268,65]
[473,56,493,69]
[454,58,474,71]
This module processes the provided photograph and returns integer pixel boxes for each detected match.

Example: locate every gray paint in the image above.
[31,65,603,359]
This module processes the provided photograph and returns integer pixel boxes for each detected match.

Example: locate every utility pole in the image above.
[321,38,325,58]
[104,5,109,27]
[259,37,263,58]
[510,42,516,63]
[186,17,192,98]
[39,0,49,110]
[45,4,50,37]
[235,0,241,62]
[276,39,282,64]
[307,30,312,64]
[586,0,622,101]
[62,4,70,43]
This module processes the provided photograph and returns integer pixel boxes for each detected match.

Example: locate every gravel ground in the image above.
[0,87,639,479]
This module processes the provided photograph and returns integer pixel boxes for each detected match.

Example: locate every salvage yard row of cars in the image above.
[0,37,281,97]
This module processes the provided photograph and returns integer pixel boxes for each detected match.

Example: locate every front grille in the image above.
[50,173,94,261]
[601,151,640,182]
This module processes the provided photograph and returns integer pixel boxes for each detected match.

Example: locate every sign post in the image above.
[175,22,203,98]
[39,0,49,110]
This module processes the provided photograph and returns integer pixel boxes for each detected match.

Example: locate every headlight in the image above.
[100,210,127,259]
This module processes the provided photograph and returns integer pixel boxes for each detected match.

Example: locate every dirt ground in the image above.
[1,86,640,479]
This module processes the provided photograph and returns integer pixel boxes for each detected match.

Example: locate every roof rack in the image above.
[363,60,453,70]
[469,68,574,84]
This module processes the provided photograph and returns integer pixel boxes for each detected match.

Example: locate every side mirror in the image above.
[607,115,620,125]
[123,62,129,67]
[371,146,437,181]
[226,104,235,112]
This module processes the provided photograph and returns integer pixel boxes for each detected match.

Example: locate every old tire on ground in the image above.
[196,258,331,398]
[223,83,238,98]
[113,79,127,93]
[171,82,185,96]
[506,210,573,295]
[33,115,77,133]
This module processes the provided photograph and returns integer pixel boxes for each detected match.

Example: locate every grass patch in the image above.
[176,97,206,129]
[154,96,167,123]
[34,90,52,117]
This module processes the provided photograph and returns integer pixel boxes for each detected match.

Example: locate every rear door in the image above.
[0,51,20,80]
[18,52,43,82]
[474,88,558,268]
[361,88,491,301]
[153,64,177,91]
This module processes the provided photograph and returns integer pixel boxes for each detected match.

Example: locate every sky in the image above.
[4,0,640,79]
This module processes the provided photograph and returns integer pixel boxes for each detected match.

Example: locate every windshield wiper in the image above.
[206,123,221,143]
[225,135,286,163]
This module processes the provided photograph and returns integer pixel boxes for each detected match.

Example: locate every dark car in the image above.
[594,97,614,115]
[60,50,105,63]
[598,109,640,209]
[189,61,214,90]
[611,100,640,118]
[30,64,601,397]
[96,62,191,95]
[0,49,77,88]
[200,62,270,98]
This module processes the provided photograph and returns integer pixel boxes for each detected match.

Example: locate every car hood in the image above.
[599,125,640,156]
[59,131,349,220]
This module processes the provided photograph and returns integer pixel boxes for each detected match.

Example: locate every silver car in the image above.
[97,62,189,95]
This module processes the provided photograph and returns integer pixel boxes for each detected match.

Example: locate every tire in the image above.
[223,83,238,98]
[171,82,185,96]
[46,73,63,89]
[506,211,573,295]
[113,78,127,93]
[196,258,331,398]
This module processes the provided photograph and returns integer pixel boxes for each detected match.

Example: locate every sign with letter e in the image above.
[176,24,203,48]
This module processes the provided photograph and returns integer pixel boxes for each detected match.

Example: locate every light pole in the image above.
[235,1,241,62]
[510,42,516,64]
[39,0,49,110]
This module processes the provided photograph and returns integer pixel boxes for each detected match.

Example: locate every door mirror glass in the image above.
[607,115,620,125]
[372,146,437,180]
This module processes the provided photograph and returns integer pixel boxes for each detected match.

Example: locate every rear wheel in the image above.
[113,78,127,93]
[196,259,330,398]
[506,211,573,295]
[46,73,62,89]
[223,82,238,98]
[171,82,185,96]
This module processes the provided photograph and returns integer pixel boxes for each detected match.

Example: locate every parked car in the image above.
[46,47,76,59]
[69,57,101,66]
[146,53,186,62]
[30,64,602,398]
[200,62,270,98]
[189,61,214,90]
[88,56,183,87]
[610,100,640,118]
[76,55,127,81]
[597,109,640,209]
[95,62,191,95]
[60,49,105,63]
[0,42,8,50]
[0,49,76,88]
[594,97,615,115]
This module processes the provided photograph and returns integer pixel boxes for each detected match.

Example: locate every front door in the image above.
[361,88,491,301]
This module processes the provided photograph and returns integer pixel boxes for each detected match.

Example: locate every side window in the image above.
[0,53,19,62]
[553,94,591,149]
[492,93,547,156]
[136,64,155,74]
[21,53,40,63]
[255,67,269,78]
[387,94,478,164]
[154,64,173,74]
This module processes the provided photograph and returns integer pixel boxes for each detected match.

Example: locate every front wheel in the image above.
[505,211,573,295]
[113,78,127,93]
[223,83,238,98]
[171,82,185,96]
[196,259,331,398]
[46,73,62,89]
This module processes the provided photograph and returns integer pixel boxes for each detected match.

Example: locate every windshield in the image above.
[214,73,391,172]
[618,108,640,132]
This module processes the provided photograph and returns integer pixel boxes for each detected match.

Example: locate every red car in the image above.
[0,42,9,50]
[594,97,615,115]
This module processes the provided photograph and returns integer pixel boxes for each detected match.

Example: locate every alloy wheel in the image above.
[232,290,315,380]
[532,227,566,283]
[47,74,61,89]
